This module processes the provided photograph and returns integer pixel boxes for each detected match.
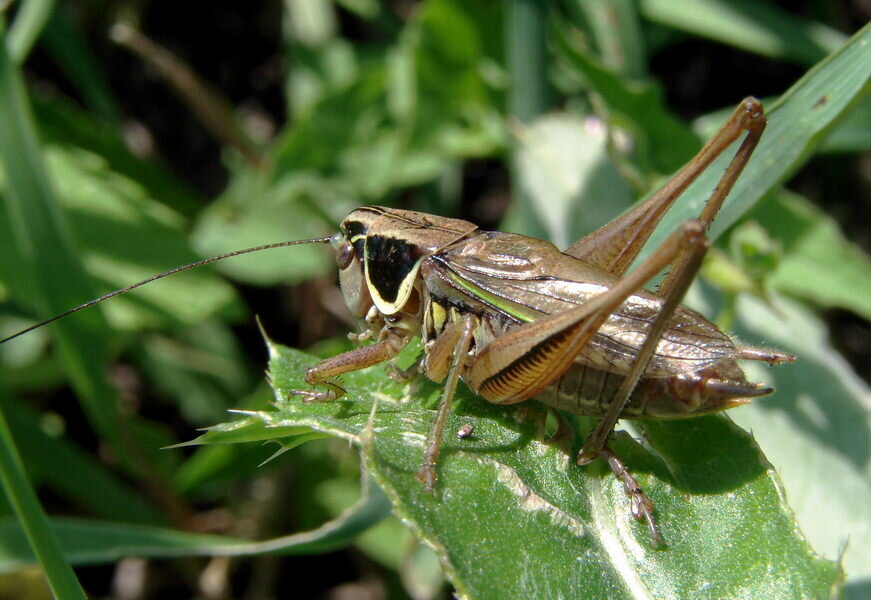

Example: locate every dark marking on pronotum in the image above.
[365,234,419,304]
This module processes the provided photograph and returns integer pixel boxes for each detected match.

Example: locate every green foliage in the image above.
[255,344,840,599]
[0,1,868,597]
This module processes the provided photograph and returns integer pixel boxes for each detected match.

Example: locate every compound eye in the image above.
[335,240,355,269]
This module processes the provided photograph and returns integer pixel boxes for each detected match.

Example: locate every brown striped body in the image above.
[414,227,771,420]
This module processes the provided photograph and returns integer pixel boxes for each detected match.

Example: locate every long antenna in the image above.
[1,236,334,344]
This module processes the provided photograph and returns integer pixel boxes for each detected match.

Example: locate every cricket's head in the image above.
[334,206,478,317]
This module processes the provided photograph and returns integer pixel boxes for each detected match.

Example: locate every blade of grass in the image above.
[0,475,391,569]
[0,20,131,462]
[641,0,847,66]
[41,10,120,123]
[0,390,86,598]
[638,22,871,260]
[5,399,165,524]
[572,0,646,80]
[6,0,55,63]
[502,0,550,238]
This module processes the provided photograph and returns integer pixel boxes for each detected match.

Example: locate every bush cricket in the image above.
[1,97,793,545]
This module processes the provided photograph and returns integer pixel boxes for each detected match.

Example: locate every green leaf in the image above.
[5,0,55,63]
[818,97,871,153]
[640,0,847,66]
[515,112,635,247]
[747,191,871,321]
[552,19,700,173]
[261,343,840,598]
[411,0,503,120]
[136,323,256,425]
[571,0,646,80]
[285,0,337,47]
[181,414,319,447]
[0,388,87,599]
[640,22,871,258]
[728,292,871,589]
[0,98,239,334]
[0,18,124,465]
[33,95,194,213]
[191,175,335,286]
[41,11,121,123]
[0,472,391,571]
[45,148,239,329]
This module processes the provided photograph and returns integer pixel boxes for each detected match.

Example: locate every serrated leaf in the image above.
[180,415,316,446]
[261,342,840,598]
